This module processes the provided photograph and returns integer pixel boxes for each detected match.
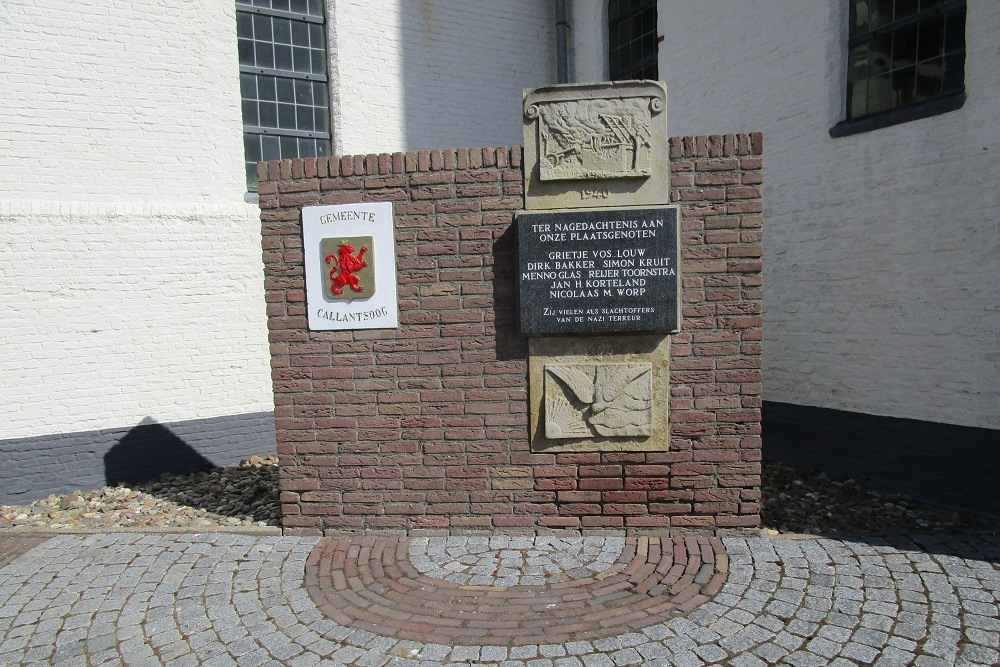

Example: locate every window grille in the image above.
[834,0,965,134]
[608,0,658,81]
[236,0,331,190]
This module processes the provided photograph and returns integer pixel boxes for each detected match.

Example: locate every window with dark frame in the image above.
[236,0,332,190]
[608,0,658,81]
[834,0,966,136]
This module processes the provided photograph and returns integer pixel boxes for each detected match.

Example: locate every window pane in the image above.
[296,105,314,131]
[274,44,293,70]
[240,73,256,97]
[941,51,964,93]
[273,18,291,45]
[944,8,965,53]
[315,106,329,132]
[848,44,870,81]
[868,34,892,81]
[272,0,290,11]
[237,13,253,38]
[293,47,310,72]
[258,76,276,101]
[851,1,869,33]
[892,65,916,105]
[848,80,869,119]
[894,23,918,66]
[253,14,272,41]
[276,78,295,102]
[244,134,261,163]
[867,74,893,114]
[313,81,328,105]
[868,0,894,30]
[280,136,298,157]
[259,102,278,127]
[261,135,280,162]
[917,15,944,61]
[309,24,324,49]
[254,41,274,69]
[311,49,326,75]
[278,103,295,129]
[242,99,259,126]
[316,140,330,157]
[914,57,942,99]
[238,38,254,65]
[295,79,313,105]
[894,0,919,20]
[291,21,309,46]
[290,0,308,14]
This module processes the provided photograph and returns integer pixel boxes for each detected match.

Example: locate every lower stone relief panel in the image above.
[544,363,652,438]
[529,335,669,453]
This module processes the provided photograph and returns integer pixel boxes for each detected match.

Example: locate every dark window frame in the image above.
[237,0,332,190]
[608,0,658,81]
[830,0,966,138]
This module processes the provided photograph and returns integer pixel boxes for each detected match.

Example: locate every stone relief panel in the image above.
[522,81,669,210]
[535,97,655,181]
[544,362,652,439]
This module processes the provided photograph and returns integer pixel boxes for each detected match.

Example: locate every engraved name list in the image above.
[517,206,680,335]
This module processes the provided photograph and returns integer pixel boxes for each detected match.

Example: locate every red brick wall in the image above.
[259,133,763,535]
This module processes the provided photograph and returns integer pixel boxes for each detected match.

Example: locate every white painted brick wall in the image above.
[330,0,555,154]
[0,0,247,202]
[0,203,274,441]
[648,0,998,429]
[0,0,273,493]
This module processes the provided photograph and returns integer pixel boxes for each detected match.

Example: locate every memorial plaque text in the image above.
[518,206,680,335]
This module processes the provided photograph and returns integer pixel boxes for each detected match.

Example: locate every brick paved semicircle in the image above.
[305,535,729,646]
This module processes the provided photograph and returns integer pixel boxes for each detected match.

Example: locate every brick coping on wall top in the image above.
[256,133,764,184]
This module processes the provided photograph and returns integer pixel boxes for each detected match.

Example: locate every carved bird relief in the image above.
[544,363,652,439]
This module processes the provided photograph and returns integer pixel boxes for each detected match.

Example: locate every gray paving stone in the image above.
[608,648,642,665]
[784,650,827,667]
[960,644,1000,666]
[752,641,787,663]
[874,646,917,667]
[728,653,768,667]
[839,641,878,663]
[579,654,613,667]
[0,534,997,666]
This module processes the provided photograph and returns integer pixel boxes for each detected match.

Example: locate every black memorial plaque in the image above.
[517,206,680,335]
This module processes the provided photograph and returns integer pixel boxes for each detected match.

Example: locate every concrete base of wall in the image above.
[763,401,1000,515]
[0,412,276,504]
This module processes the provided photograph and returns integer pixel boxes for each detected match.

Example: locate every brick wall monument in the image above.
[259,133,763,535]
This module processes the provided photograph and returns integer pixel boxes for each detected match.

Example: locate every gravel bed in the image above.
[1,456,996,535]
[760,460,997,536]
[0,455,279,530]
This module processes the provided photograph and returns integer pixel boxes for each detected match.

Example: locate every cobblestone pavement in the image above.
[0,533,997,666]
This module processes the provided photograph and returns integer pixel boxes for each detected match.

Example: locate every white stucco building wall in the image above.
[656,0,999,431]
[570,0,998,431]
[329,0,555,154]
[0,0,275,501]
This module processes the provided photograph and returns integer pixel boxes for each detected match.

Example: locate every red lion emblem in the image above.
[325,242,368,295]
